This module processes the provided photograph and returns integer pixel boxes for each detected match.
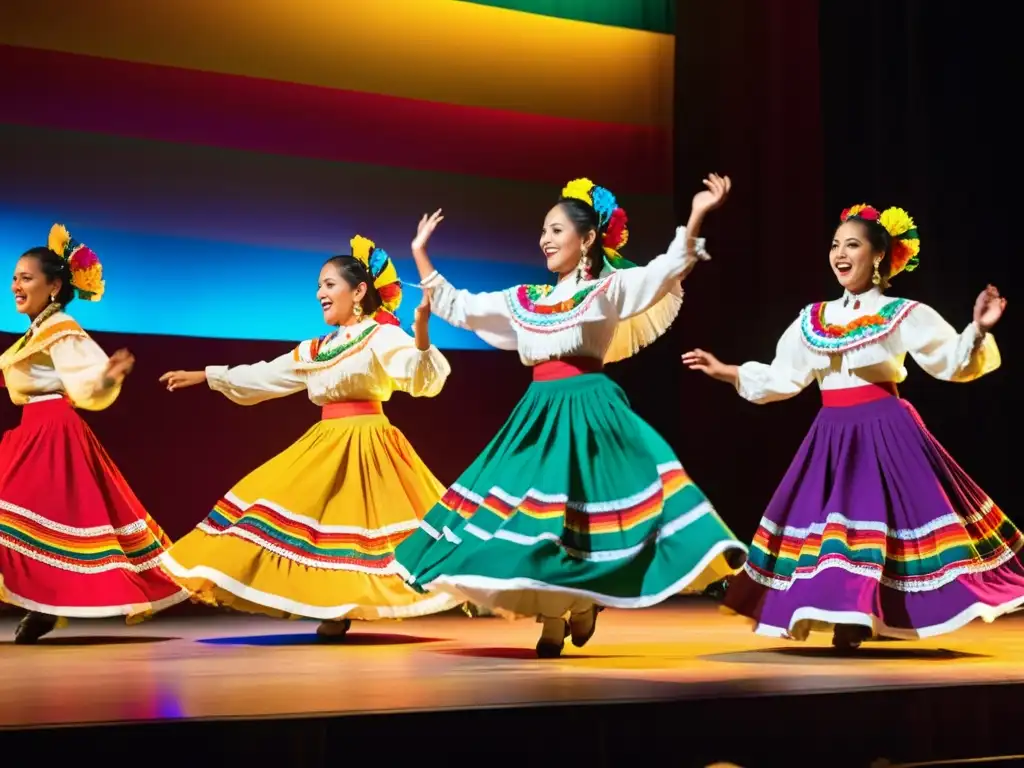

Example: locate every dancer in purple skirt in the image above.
[682,203,1024,649]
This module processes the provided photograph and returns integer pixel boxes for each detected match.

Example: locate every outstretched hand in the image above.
[159,370,207,392]
[691,173,732,219]
[413,209,444,251]
[973,284,1007,332]
[681,348,737,385]
[104,349,135,385]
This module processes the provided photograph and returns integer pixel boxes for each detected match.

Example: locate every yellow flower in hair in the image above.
[561,178,595,206]
[350,235,375,268]
[879,207,915,238]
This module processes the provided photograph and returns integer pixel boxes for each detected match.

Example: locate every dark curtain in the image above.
[674,0,1017,535]
[673,0,825,537]
[819,0,1017,518]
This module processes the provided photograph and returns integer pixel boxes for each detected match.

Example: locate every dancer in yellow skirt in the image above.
[157,235,460,638]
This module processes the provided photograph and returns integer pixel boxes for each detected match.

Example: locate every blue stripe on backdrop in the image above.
[0,214,550,349]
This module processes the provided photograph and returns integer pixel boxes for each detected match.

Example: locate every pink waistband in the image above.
[321,401,383,420]
[821,382,898,408]
[532,357,604,382]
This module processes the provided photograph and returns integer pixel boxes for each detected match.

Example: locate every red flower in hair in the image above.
[603,207,628,251]
[373,309,400,326]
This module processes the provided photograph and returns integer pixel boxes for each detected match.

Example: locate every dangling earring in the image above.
[49,294,56,303]
[576,244,589,284]
[871,259,881,286]
[353,302,363,317]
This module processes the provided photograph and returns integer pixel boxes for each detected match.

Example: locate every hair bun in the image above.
[559,178,631,268]
[349,234,402,317]
[47,223,105,301]
[839,204,920,277]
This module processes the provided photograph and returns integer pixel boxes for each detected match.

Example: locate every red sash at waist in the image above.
[821,382,898,408]
[321,401,383,420]
[532,357,604,382]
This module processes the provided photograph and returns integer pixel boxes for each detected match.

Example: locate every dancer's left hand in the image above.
[973,284,1007,332]
[104,349,135,385]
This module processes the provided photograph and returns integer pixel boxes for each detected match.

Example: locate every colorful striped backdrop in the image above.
[0,0,675,348]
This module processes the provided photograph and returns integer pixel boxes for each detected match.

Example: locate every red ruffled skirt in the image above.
[0,398,188,619]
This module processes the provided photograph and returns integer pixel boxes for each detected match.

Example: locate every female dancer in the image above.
[158,235,459,638]
[393,175,747,657]
[683,204,1024,648]
[0,225,189,643]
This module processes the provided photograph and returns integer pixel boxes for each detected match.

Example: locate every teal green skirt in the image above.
[393,373,746,618]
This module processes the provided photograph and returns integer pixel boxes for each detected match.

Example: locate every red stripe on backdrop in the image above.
[0,44,671,196]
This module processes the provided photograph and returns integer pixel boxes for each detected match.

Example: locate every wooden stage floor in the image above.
[2,600,1023,765]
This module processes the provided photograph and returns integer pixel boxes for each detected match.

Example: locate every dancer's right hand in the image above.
[681,349,735,383]
[413,209,444,251]
[159,370,207,392]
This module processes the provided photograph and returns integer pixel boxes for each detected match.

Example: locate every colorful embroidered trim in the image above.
[504,280,610,332]
[293,323,379,370]
[0,501,168,574]
[799,298,917,354]
[436,463,691,548]
[197,496,417,572]
[743,506,1023,593]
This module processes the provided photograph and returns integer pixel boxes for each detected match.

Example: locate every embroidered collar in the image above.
[293,322,380,370]
[504,279,610,332]
[0,312,87,371]
[799,297,917,354]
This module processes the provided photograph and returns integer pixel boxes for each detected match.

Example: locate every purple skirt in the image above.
[724,385,1024,639]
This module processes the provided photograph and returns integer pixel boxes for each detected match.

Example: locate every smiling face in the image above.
[11,254,58,317]
[317,260,367,326]
[540,203,597,277]
[830,220,883,293]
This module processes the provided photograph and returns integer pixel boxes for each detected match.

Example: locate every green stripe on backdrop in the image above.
[456,0,675,34]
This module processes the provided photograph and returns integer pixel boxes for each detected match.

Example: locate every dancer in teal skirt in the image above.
[394,175,747,657]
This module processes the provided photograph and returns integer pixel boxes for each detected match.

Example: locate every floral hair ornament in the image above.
[350,234,401,326]
[840,203,921,278]
[47,224,105,302]
[560,178,637,271]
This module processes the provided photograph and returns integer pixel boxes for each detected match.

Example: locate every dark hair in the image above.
[21,246,75,306]
[844,217,893,290]
[322,255,382,315]
[556,197,606,278]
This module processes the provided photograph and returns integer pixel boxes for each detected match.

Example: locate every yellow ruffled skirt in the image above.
[160,408,460,620]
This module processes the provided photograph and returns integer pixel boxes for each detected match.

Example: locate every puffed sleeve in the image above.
[422,272,518,351]
[205,350,306,405]
[900,303,1000,382]
[48,334,122,411]
[372,325,451,398]
[604,226,705,319]
[735,317,817,404]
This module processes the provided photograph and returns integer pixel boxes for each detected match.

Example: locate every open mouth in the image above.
[834,262,852,275]
[14,293,27,305]
[320,300,333,312]
[542,247,559,258]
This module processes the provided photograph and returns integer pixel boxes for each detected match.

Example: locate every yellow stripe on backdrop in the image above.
[0,0,674,127]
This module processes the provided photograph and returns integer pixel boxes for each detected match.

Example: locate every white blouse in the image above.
[736,286,1000,404]
[205,319,450,406]
[420,226,705,366]
[0,311,122,411]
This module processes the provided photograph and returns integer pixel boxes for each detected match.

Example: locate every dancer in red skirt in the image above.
[0,224,189,643]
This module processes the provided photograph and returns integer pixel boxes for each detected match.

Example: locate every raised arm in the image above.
[901,291,1002,382]
[411,210,518,351]
[49,333,127,411]
[160,348,306,405]
[606,174,730,319]
[683,317,816,404]
[372,317,451,398]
